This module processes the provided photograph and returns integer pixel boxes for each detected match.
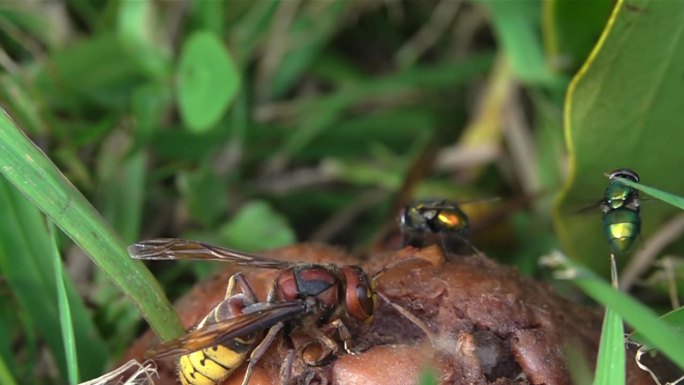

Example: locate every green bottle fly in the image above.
[600,169,641,255]
[399,199,473,255]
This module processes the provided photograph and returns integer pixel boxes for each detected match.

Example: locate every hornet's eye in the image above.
[356,284,375,317]
[341,266,378,322]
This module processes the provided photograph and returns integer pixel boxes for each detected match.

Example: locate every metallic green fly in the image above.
[600,169,641,255]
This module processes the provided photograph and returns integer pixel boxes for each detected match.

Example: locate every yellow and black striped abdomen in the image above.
[178,299,258,385]
[178,337,254,385]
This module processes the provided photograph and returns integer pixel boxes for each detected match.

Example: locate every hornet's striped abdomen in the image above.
[178,338,254,385]
[178,297,258,385]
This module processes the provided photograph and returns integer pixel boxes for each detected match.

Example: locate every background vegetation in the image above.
[0,0,682,384]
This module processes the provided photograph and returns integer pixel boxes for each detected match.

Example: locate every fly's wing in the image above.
[128,238,293,269]
[147,301,308,359]
[573,200,605,214]
[443,197,501,209]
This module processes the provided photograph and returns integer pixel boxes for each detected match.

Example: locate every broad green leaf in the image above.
[554,0,684,274]
[177,31,241,132]
[542,0,613,73]
[0,109,184,341]
[218,201,296,252]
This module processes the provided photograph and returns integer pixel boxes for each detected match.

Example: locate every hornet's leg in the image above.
[329,319,354,354]
[225,272,258,303]
[240,322,285,385]
[278,332,295,385]
[376,291,436,348]
[197,273,259,329]
[297,320,341,367]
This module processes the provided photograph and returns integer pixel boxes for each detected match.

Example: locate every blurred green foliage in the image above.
[0,0,682,383]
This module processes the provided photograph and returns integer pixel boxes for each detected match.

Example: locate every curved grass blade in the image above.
[630,306,684,345]
[48,222,79,384]
[613,177,684,211]
[0,109,183,341]
[542,252,684,370]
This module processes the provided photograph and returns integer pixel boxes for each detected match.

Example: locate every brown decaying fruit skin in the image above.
[123,244,662,385]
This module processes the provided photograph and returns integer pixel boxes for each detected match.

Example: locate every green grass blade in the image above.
[480,0,561,87]
[0,178,81,381]
[0,176,110,380]
[630,306,684,345]
[0,299,19,382]
[0,354,18,385]
[593,306,625,385]
[614,177,684,211]
[593,257,625,385]
[280,54,493,161]
[0,109,183,341]
[48,222,79,384]
[543,253,684,370]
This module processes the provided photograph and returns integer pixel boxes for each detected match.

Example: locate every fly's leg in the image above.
[240,322,285,385]
[441,233,484,258]
[401,230,426,249]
